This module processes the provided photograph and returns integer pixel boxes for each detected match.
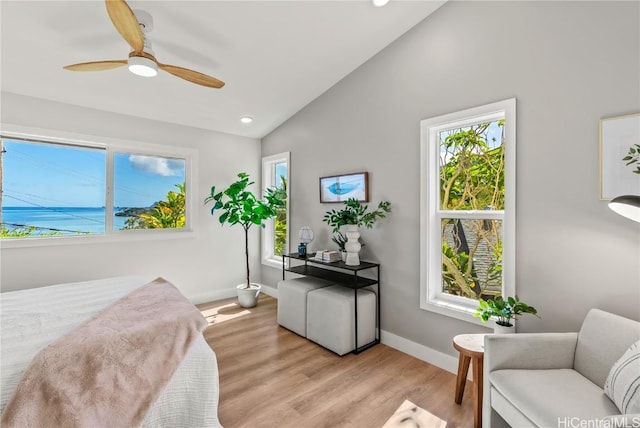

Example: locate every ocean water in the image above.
[2,207,129,235]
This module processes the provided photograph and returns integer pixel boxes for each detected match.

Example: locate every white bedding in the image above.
[0,276,222,428]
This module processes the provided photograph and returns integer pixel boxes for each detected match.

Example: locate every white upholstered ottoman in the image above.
[306,285,376,356]
[277,276,334,337]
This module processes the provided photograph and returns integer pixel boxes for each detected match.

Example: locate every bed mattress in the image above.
[0,275,222,427]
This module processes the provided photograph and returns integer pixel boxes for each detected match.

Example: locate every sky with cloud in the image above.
[2,140,185,208]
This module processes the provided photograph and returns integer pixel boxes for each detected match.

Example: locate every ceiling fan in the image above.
[63,0,224,89]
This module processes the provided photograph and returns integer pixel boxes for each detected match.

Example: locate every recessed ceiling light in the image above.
[373,0,390,6]
[240,116,253,124]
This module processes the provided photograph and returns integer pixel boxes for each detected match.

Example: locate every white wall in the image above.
[261,1,640,358]
[1,92,262,303]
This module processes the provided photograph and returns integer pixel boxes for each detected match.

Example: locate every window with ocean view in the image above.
[1,132,192,241]
[1,139,107,236]
[114,153,186,230]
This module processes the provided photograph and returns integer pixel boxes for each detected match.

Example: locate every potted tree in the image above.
[205,172,286,308]
[473,295,538,333]
[323,198,391,265]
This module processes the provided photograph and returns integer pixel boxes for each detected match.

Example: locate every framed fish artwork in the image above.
[319,172,369,203]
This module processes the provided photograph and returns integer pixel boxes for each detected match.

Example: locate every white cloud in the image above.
[128,155,184,177]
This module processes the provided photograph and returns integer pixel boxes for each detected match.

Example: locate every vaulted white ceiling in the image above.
[1,1,445,138]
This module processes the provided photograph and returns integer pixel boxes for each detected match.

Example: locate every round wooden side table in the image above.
[453,334,486,428]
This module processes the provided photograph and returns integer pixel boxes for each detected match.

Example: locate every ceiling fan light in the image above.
[128,56,158,77]
[372,0,390,7]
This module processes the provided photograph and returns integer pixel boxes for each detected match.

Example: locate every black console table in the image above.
[281,252,380,354]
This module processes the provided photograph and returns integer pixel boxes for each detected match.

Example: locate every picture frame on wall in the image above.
[599,113,640,200]
[319,172,369,203]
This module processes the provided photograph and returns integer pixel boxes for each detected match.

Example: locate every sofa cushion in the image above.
[574,309,640,388]
[490,369,619,427]
[604,340,640,414]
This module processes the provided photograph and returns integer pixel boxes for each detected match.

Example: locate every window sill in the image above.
[420,297,494,329]
[262,257,286,270]
[0,229,196,249]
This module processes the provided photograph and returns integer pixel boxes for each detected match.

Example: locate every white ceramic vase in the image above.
[236,283,261,308]
[344,224,361,266]
[493,322,515,334]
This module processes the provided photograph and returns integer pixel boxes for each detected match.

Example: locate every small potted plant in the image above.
[331,231,348,262]
[323,198,391,233]
[473,295,538,333]
[205,172,286,308]
[323,198,391,265]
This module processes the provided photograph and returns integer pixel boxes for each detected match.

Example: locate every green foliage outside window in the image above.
[273,176,287,256]
[0,225,63,238]
[124,183,186,229]
[440,121,505,300]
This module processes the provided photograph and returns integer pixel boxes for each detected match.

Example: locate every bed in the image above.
[0,275,222,427]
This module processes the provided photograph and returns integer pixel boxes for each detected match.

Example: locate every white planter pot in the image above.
[344,224,361,266]
[340,250,347,262]
[493,322,515,334]
[236,283,261,308]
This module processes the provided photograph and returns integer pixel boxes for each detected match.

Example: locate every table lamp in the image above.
[298,227,314,256]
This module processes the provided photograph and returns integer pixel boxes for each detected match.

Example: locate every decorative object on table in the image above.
[331,231,348,262]
[599,113,640,199]
[608,195,640,223]
[344,225,362,266]
[297,243,307,257]
[205,172,286,308]
[323,197,391,266]
[319,172,369,203]
[313,250,341,263]
[473,295,538,333]
[298,226,314,257]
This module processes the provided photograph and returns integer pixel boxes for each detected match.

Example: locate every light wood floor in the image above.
[197,295,474,428]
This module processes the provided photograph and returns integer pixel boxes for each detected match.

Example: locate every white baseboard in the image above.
[260,283,278,298]
[189,288,237,305]
[381,329,467,378]
[190,283,278,305]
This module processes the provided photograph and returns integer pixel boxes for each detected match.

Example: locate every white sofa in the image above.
[484,309,640,427]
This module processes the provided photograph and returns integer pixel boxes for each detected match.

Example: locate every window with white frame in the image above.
[420,99,516,324]
[0,126,193,245]
[261,152,289,267]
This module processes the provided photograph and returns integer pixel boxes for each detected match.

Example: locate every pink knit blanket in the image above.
[1,277,207,428]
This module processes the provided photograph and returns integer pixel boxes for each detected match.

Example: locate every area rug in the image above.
[381,399,447,428]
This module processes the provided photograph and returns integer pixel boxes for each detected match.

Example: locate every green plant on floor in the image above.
[205,172,286,289]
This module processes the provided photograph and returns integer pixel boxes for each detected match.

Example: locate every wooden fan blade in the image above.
[105,0,144,53]
[159,64,225,89]
[64,60,128,71]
